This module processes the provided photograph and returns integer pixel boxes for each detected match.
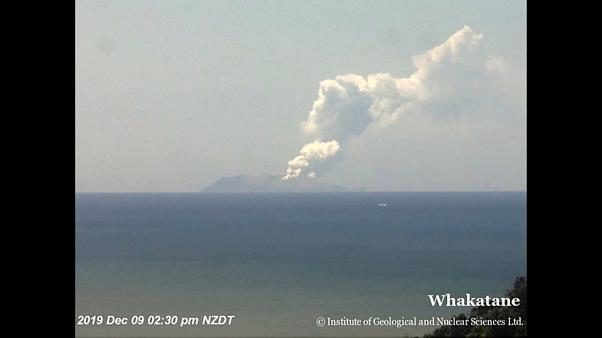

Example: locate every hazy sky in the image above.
[76,0,526,192]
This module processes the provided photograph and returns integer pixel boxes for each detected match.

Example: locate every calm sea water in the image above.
[76,192,526,337]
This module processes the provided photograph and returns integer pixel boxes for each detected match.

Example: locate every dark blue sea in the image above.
[76,192,526,337]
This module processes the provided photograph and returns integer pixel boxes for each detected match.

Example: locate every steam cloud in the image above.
[283,140,341,180]
[282,26,505,180]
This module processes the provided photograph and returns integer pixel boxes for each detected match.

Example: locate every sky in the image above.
[76,0,526,192]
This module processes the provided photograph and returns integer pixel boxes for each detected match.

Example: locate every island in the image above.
[202,174,358,193]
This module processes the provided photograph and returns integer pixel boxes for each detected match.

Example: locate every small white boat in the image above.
[378,203,388,207]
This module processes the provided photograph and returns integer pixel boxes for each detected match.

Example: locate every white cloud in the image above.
[283,26,509,180]
[283,140,341,180]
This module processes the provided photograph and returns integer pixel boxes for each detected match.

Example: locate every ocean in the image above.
[76,192,526,337]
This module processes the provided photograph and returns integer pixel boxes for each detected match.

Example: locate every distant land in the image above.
[202,174,362,193]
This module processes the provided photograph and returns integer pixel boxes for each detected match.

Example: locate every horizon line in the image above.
[75,190,526,194]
